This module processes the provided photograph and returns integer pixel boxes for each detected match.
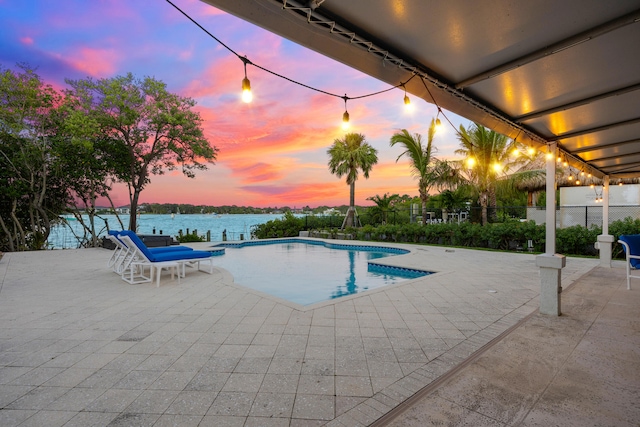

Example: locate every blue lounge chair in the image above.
[617,234,640,290]
[118,231,215,286]
[106,230,192,274]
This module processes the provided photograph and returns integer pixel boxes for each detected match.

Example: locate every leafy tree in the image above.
[0,65,69,251]
[455,123,530,225]
[327,132,378,228]
[66,73,219,231]
[53,92,129,246]
[390,119,460,224]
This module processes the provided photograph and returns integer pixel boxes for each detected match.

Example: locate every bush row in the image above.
[251,214,640,258]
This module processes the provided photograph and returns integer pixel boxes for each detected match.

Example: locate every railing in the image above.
[301,205,640,229]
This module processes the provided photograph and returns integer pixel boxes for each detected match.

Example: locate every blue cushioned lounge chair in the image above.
[106,230,192,274]
[618,234,640,290]
[118,231,215,286]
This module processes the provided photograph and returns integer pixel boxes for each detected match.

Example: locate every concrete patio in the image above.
[0,241,636,426]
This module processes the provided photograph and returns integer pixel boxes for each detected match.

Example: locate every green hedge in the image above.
[354,218,640,257]
[253,215,640,258]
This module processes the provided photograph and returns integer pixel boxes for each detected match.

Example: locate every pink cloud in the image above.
[20,36,34,45]
[66,47,119,77]
[231,162,285,183]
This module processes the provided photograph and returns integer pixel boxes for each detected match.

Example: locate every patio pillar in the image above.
[597,175,614,267]
[536,142,566,316]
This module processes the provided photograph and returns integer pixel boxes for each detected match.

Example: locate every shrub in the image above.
[251,211,304,239]
[609,217,640,259]
[176,232,205,243]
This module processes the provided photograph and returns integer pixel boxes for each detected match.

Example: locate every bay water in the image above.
[48,213,288,249]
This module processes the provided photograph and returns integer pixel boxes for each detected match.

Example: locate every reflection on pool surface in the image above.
[212,239,432,305]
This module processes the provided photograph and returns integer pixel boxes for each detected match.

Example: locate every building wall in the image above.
[526,184,640,227]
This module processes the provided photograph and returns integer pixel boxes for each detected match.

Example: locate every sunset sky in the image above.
[1,0,472,208]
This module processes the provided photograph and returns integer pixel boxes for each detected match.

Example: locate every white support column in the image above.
[536,142,566,316]
[597,176,614,267]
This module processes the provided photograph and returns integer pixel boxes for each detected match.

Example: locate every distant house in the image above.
[322,208,341,216]
[527,184,640,227]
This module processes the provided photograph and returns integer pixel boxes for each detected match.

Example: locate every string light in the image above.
[435,107,442,127]
[466,157,476,168]
[241,56,252,103]
[342,95,350,130]
[166,0,604,182]
[402,84,411,108]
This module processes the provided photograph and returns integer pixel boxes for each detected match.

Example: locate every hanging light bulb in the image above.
[492,163,502,173]
[435,107,442,127]
[402,84,411,110]
[241,56,252,103]
[546,151,554,160]
[557,155,562,163]
[466,157,476,168]
[619,180,623,186]
[341,95,350,130]
[527,146,536,156]
[575,178,581,185]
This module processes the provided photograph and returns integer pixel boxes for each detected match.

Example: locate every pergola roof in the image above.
[202,0,640,179]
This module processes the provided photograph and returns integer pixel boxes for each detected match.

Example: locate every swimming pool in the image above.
[211,239,432,305]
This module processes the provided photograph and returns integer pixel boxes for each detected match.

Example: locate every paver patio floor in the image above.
[0,241,602,426]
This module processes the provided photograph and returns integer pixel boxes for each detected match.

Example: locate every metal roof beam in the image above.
[569,138,640,154]
[454,9,640,90]
[515,83,640,122]
[556,116,640,140]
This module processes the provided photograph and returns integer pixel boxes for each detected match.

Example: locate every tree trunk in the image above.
[420,190,428,225]
[343,182,356,229]
[488,185,497,222]
[129,189,141,231]
[480,191,488,226]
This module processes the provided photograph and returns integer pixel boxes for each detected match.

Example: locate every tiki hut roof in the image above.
[514,159,640,193]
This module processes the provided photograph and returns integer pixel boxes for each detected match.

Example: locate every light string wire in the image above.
[166,0,604,181]
[165,0,417,102]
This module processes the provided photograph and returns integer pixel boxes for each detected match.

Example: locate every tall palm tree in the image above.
[455,123,530,225]
[327,132,378,228]
[390,119,459,225]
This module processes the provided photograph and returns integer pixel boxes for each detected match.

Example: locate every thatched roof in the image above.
[514,164,640,192]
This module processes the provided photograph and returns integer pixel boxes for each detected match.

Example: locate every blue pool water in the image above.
[212,239,432,305]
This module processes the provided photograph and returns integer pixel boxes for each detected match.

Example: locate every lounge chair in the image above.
[617,234,640,290]
[106,230,192,274]
[118,230,215,286]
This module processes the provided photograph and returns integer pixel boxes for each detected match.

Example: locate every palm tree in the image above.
[390,119,459,225]
[455,123,531,225]
[327,132,378,228]
[366,193,399,224]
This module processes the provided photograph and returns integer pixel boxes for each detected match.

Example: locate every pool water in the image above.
[212,240,431,305]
